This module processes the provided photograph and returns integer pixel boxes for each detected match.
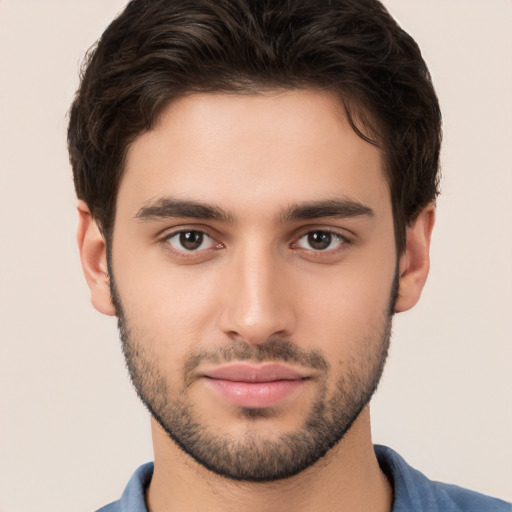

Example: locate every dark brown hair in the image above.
[68,0,441,254]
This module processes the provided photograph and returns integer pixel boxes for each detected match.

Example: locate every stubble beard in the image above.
[110,272,396,482]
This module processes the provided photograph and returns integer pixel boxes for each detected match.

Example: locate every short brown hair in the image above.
[68,0,441,254]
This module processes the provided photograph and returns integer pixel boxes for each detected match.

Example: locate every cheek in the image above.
[113,255,221,353]
[294,259,395,357]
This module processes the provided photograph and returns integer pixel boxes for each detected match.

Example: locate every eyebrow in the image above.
[135,197,374,224]
[278,199,374,222]
[135,198,234,223]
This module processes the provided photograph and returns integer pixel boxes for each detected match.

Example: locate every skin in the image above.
[77,89,434,512]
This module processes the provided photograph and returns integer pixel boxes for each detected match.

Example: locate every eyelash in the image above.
[292,230,350,253]
[160,228,352,259]
[162,229,222,257]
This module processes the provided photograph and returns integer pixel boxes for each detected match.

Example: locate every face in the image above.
[109,90,398,481]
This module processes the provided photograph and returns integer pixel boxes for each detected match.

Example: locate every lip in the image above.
[201,363,309,409]
[203,363,308,382]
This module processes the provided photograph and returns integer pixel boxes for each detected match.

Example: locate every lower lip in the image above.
[204,378,305,408]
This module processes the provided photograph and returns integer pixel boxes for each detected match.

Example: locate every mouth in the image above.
[200,363,310,409]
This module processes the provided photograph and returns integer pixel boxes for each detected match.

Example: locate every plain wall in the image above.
[0,1,510,510]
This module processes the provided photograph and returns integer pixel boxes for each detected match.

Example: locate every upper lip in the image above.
[201,363,309,383]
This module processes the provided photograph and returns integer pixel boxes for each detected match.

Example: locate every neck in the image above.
[146,408,392,512]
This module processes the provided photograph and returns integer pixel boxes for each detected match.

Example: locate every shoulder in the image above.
[430,480,511,512]
[375,445,511,512]
[96,503,121,512]
[94,462,154,512]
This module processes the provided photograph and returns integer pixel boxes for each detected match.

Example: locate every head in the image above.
[69,0,441,255]
[71,0,440,482]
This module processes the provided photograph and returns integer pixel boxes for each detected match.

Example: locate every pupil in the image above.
[180,231,203,250]
[308,231,331,250]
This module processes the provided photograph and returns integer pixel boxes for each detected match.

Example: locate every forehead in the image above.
[119,89,389,219]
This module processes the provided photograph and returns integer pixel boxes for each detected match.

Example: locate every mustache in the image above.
[183,337,329,377]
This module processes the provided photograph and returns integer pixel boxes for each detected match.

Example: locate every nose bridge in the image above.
[219,236,294,344]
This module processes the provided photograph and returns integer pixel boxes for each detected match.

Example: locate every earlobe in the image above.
[394,204,436,313]
[76,201,116,316]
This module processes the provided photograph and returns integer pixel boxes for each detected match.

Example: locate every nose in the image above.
[218,242,296,345]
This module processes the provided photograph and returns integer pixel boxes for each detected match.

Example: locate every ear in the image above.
[76,201,116,316]
[395,203,435,313]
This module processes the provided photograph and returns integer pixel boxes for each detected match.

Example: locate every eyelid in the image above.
[157,221,224,241]
[289,226,354,259]
[160,226,224,259]
[166,230,215,251]
[291,225,353,243]
[295,231,345,250]
[156,224,354,261]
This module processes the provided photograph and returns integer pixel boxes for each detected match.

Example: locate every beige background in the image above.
[0,1,511,510]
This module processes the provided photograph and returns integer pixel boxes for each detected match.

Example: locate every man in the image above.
[68,0,510,511]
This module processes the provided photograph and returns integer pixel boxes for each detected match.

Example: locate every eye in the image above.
[295,230,345,251]
[165,230,216,252]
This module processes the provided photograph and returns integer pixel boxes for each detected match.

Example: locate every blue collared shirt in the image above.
[96,445,511,511]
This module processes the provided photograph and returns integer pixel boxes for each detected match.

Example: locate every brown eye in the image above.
[166,230,214,252]
[297,231,344,251]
